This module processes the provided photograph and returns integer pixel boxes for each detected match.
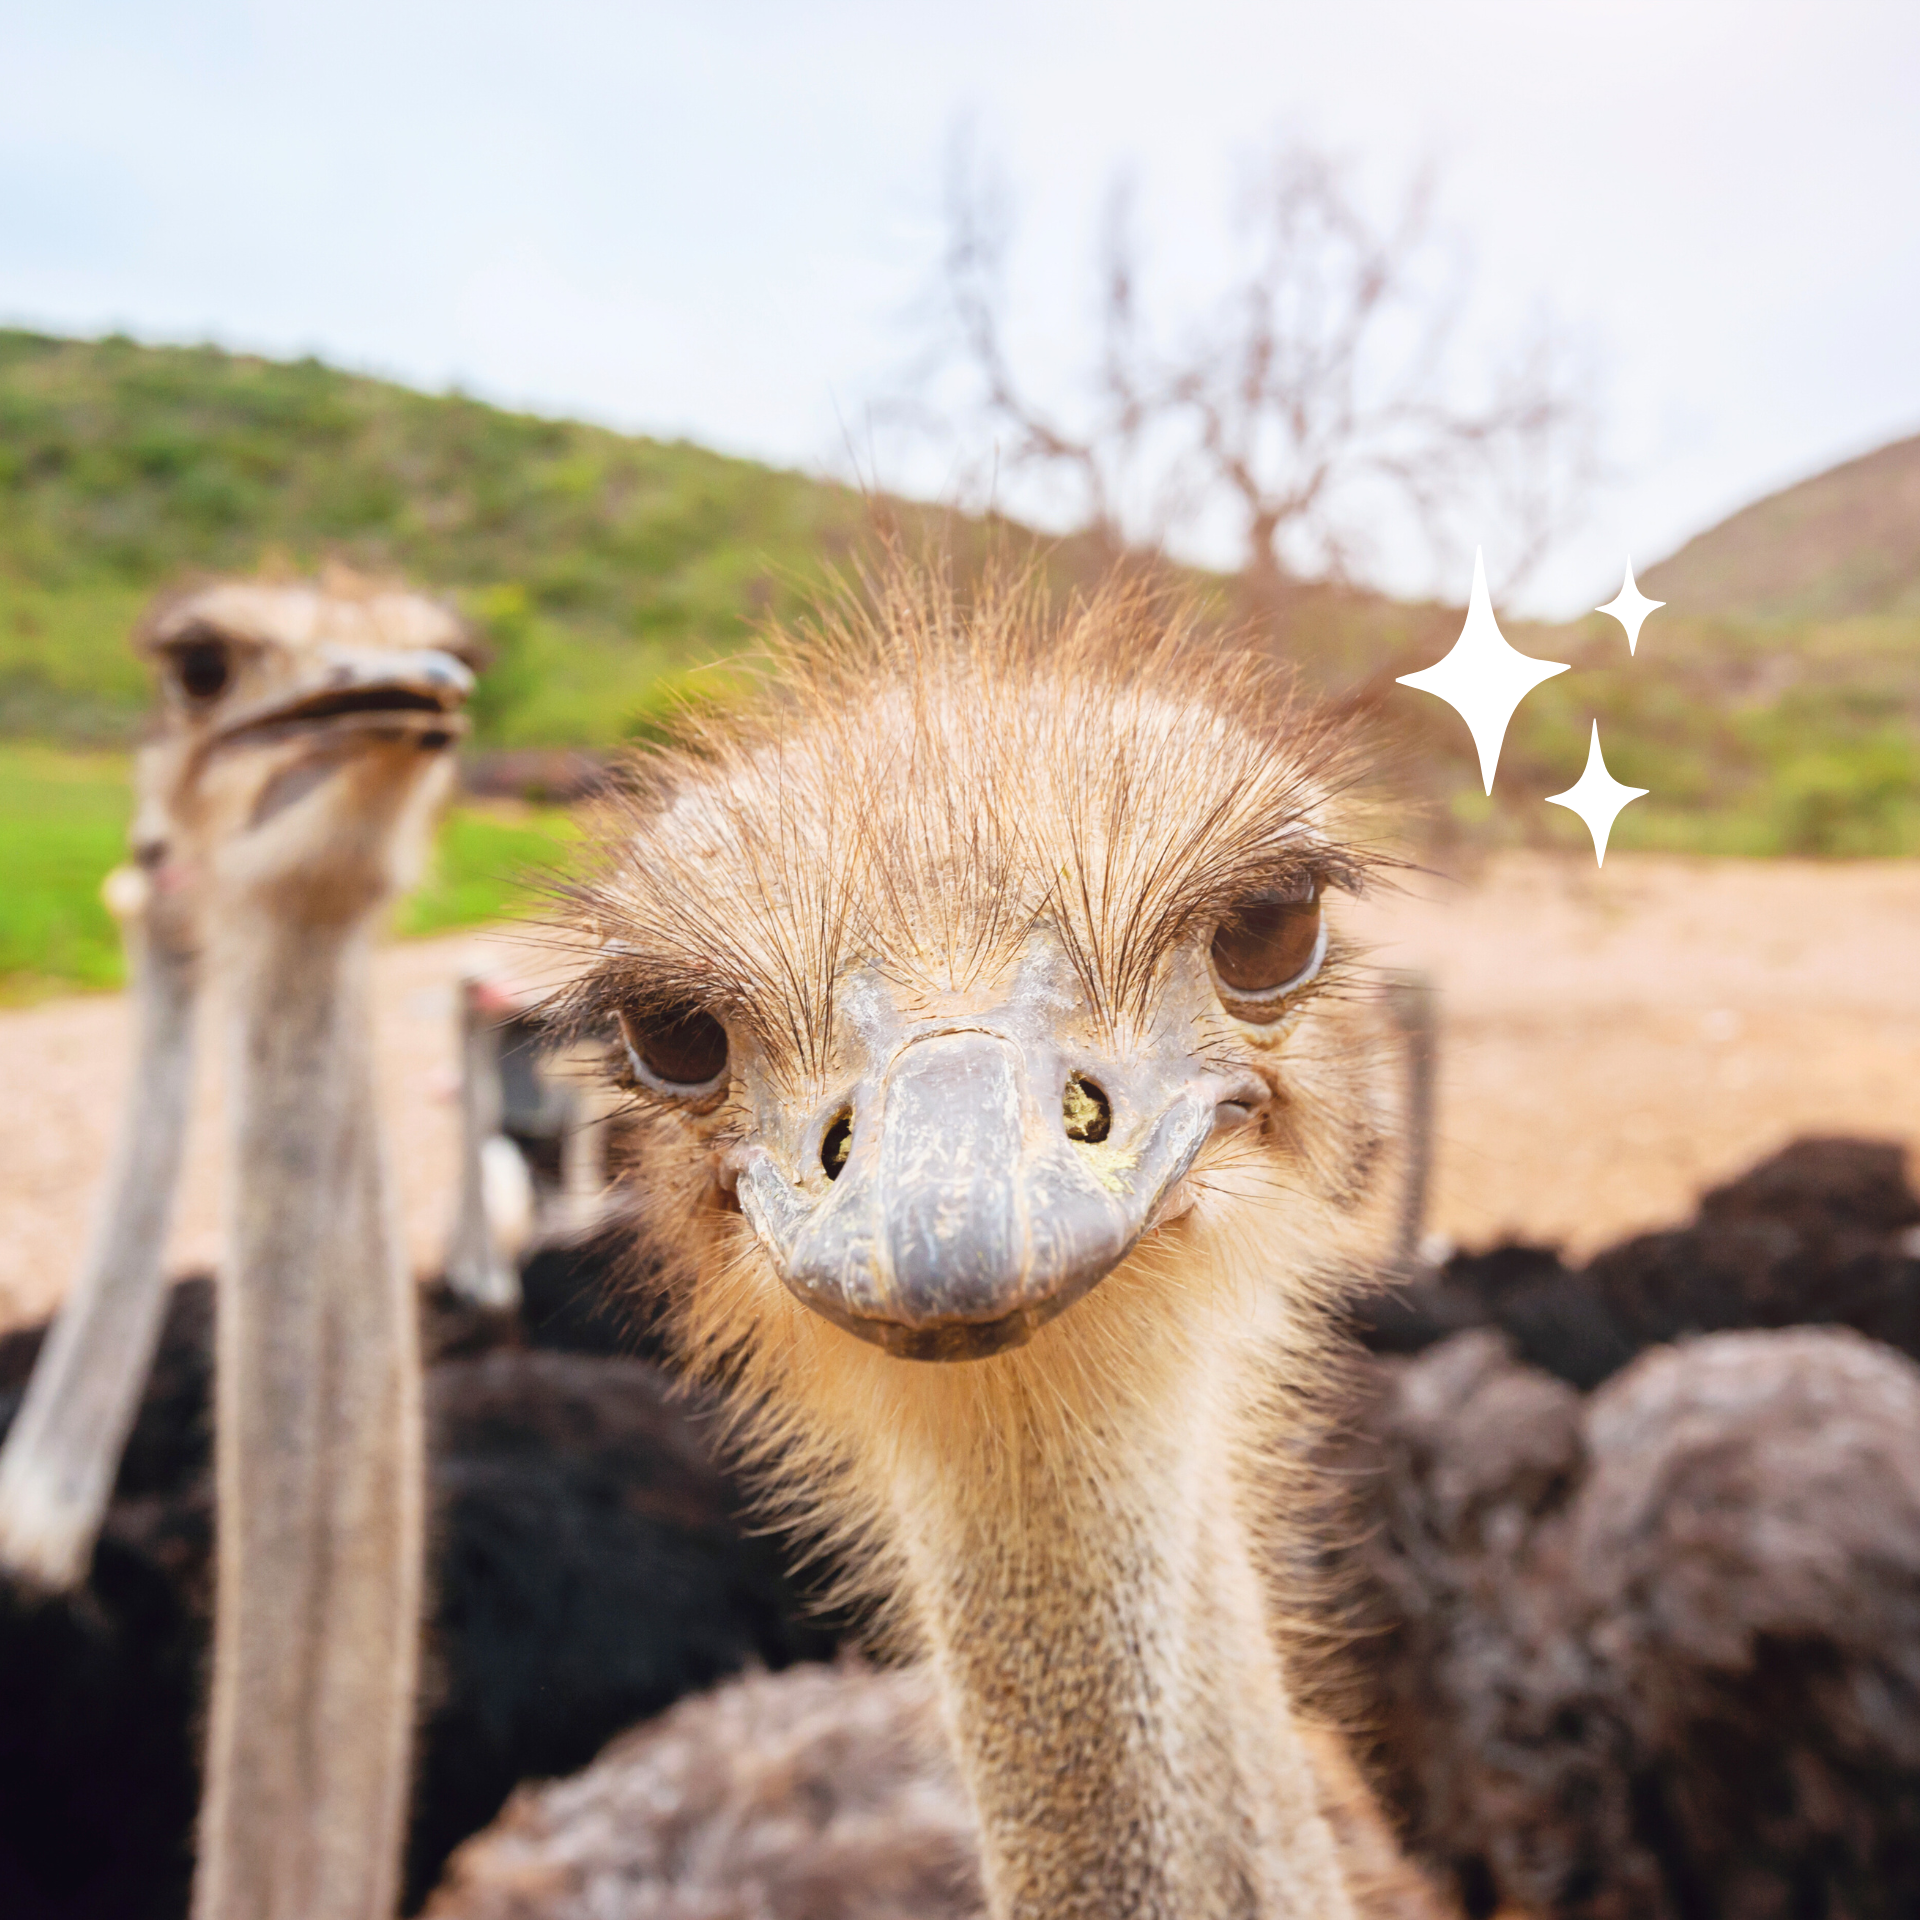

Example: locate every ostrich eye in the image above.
[1211,885,1325,1011]
[171,635,233,703]
[618,1003,729,1091]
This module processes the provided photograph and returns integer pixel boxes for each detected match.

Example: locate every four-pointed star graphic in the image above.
[1396,549,1569,794]
[1545,721,1648,866]
[1596,558,1665,655]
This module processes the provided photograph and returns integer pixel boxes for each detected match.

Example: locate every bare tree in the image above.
[888,134,1597,605]
[882,154,1175,559]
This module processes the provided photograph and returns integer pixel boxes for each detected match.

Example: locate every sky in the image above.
[2,0,1917,615]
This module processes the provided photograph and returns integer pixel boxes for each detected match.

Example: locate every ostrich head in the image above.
[136,576,479,924]
[570,571,1412,1913]
[573,570,1401,1483]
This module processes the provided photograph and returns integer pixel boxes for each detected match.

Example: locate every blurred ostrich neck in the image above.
[889,1356,1353,1920]
[0,917,196,1587]
[195,910,422,1920]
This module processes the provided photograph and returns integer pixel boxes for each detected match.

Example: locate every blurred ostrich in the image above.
[444,973,622,1311]
[425,1660,1438,1920]
[557,568,1420,1918]
[0,582,483,1605]
[1349,1320,1920,1918]
[424,1170,1920,1920]
[0,757,201,1591]
[446,973,536,1311]
[135,579,477,1920]
[1357,1134,1920,1388]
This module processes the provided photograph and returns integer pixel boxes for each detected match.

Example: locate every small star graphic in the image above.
[1595,558,1664,655]
[1397,548,1570,794]
[1545,721,1648,867]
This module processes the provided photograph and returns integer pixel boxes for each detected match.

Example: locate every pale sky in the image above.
[3,0,1917,614]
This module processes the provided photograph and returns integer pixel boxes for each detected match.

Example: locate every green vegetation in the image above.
[1233,588,1920,861]
[0,327,905,747]
[0,580,155,739]
[1489,610,1920,859]
[397,803,578,939]
[0,743,573,1001]
[0,745,131,996]
[0,325,1100,993]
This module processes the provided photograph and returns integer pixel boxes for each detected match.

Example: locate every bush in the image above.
[1769,735,1920,856]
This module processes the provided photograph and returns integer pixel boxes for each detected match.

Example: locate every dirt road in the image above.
[2,854,1916,1330]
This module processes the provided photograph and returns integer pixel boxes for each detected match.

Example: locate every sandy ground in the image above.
[1,852,1916,1331]
[0,923,562,1331]
[1344,852,1920,1258]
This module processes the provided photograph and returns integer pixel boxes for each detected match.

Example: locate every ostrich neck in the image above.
[895,1373,1353,1920]
[0,923,197,1589]
[195,915,423,1920]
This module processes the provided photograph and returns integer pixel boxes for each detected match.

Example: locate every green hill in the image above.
[1642,432,1920,622]
[1508,430,1920,859]
[0,327,926,745]
[1483,604,1920,859]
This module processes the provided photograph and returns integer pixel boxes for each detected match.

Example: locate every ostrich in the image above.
[0,1270,843,1916]
[445,972,535,1311]
[1355,1133,1920,1389]
[422,1310,1920,1920]
[1345,1319,1920,1917]
[0,776,200,1592]
[555,569,1418,1919]
[132,577,477,1920]
[0,590,287,1592]
[418,1115,1920,1920]
[0,579,484,1602]
[422,1659,1439,1920]
[443,972,622,1312]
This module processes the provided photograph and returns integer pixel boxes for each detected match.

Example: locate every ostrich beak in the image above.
[736,1001,1261,1361]
[214,646,475,750]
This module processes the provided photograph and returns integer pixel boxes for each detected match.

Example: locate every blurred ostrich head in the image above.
[135,575,480,924]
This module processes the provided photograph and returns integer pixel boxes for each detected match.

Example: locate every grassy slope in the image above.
[0,326,907,993]
[0,327,928,745]
[1227,585,1920,862]
[0,746,130,993]
[1433,605,1920,861]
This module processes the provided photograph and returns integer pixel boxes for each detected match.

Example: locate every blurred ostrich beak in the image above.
[212,645,475,751]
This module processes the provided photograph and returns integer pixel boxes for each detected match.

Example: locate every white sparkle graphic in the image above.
[1396,549,1570,794]
[1545,721,1648,867]
[1595,557,1664,655]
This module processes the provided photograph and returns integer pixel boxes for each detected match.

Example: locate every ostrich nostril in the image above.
[1063,1075,1112,1144]
[134,839,168,870]
[821,1110,853,1180]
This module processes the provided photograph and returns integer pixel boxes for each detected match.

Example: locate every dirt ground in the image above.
[1344,851,1920,1259]
[1,853,1917,1332]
